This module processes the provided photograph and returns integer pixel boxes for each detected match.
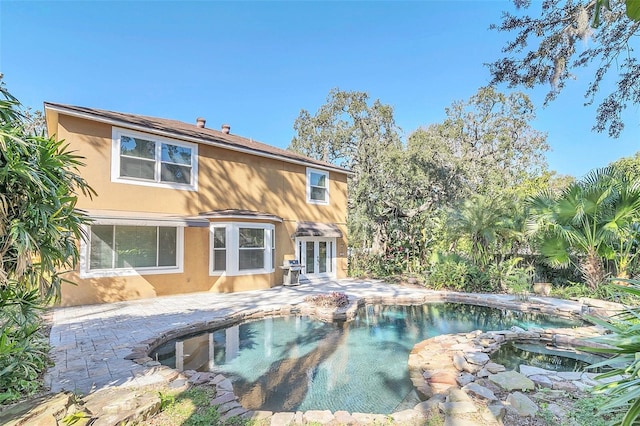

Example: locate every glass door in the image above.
[297,237,335,279]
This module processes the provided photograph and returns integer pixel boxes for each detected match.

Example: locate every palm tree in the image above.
[447,194,524,269]
[526,167,640,289]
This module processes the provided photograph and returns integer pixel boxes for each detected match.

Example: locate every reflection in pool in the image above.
[490,342,606,372]
[151,303,583,414]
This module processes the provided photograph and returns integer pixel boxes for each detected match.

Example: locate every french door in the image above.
[296,237,336,279]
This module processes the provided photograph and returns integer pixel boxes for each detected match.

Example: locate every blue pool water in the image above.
[152,303,582,414]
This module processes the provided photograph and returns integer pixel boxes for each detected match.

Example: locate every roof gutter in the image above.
[44,103,354,176]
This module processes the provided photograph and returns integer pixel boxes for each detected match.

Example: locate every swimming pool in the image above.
[151,303,582,413]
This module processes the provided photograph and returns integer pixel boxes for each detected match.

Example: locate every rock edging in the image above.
[408,325,617,424]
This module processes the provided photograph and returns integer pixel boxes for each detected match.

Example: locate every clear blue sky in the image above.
[1,1,638,178]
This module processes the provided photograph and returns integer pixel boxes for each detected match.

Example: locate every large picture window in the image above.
[306,168,329,204]
[209,223,275,276]
[112,128,198,190]
[82,222,183,277]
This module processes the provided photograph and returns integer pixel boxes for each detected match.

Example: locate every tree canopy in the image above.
[488,0,640,137]
[407,87,549,198]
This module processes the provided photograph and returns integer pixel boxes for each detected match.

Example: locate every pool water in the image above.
[490,342,606,372]
[152,303,582,414]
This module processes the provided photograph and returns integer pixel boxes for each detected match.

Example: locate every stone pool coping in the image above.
[42,280,624,424]
[123,290,619,425]
[130,290,598,361]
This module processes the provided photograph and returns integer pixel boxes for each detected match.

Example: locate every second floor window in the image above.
[113,128,197,190]
[306,168,329,204]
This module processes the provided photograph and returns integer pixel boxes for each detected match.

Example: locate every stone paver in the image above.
[46,279,601,395]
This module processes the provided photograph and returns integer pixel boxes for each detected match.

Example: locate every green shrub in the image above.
[428,259,469,290]
[0,287,50,404]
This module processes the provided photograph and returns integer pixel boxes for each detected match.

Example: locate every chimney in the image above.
[196,117,206,128]
[221,124,231,134]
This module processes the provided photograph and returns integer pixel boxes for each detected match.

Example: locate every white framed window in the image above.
[80,221,184,278]
[211,226,227,272]
[112,127,198,191]
[209,223,275,276]
[306,168,329,205]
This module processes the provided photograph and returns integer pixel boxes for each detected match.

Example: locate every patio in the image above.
[45,279,590,395]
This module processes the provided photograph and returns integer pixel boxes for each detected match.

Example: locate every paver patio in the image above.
[45,279,587,395]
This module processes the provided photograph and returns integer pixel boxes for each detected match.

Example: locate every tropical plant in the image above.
[527,166,640,289]
[585,279,640,426]
[0,79,94,402]
[447,194,524,269]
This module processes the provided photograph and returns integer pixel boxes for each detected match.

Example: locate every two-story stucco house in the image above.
[44,103,350,306]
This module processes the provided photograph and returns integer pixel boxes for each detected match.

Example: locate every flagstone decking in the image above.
[45,279,599,395]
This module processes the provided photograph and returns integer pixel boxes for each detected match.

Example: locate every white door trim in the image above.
[295,237,337,280]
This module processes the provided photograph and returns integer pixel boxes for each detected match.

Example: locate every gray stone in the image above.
[574,380,594,392]
[439,401,478,415]
[168,378,187,389]
[546,403,567,419]
[0,392,80,426]
[414,394,446,415]
[506,392,539,417]
[557,371,583,381]
[270,412,295,426]
[217,400,242,414]
[246,410,272,420]
[351,413,389,424]
[510,326,526,333]
[453,352,467,371]
[182,369,197,377]
[216,378,234,392]
[456,372,475,386]
[529,374,553,389]
[448,388,473,403]
[462,362,483,374]
[211,374,226,385]
[485,362,506,374]
[476,368,490,378]
[488,403,506,422]
[391,409,424,423]
[334,411,357,425]
[303,410,334,424]
[465,351,490,365]
[220,407,248,422]
[462,382,497,401]
[444,418,479,426]
[519,365,551,377]
[552,380,577,392]
[210,392,236,406]
[531,390,566,401]
[489,371,535,391]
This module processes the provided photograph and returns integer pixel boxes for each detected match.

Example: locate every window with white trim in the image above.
[82,222,184,277]
[306,168,329,204]
[211,227,226,272]
[112,128,198,190]
[209,223,275,276]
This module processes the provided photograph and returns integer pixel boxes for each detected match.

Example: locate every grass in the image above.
[567,394,625,426]
[145,387,223,426]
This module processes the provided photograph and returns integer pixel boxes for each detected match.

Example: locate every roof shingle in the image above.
[44,102,350,174]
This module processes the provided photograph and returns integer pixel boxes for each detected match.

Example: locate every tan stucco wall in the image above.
[53,114,348,306]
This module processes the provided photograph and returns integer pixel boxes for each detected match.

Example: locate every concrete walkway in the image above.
[45,279,587,395]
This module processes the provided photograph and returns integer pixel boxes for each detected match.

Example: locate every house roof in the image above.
[43,102,351,175]
[198,209,283,223]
